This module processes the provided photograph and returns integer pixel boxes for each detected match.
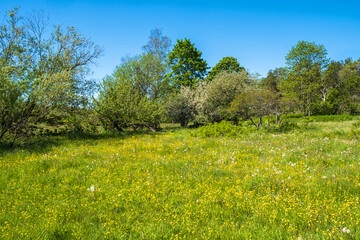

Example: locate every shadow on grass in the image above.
[0,137,63,156]
[0,126,182,156]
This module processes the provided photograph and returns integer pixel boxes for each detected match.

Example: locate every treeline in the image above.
[1,8,359,145]
[96,30,360,131]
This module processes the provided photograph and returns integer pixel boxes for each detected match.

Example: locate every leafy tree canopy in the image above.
[167,38,208,88]
[207,56,245,80]
[95,53,165,131]
[0,7,102,144]
[281,40,329,116]
[261,68,286,93]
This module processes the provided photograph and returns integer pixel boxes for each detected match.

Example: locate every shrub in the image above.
[192,121,243,137]
[165,87,196,127]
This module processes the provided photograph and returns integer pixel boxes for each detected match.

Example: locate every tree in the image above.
[262,68,286,93]
[281,41,329,116]
[167,38,208,88]
[95,54,165,131]
[229,88,278,129]
[141,28,172,99]
[194,71,251,123]
[142,28,172,62]
[207,56,245,80]
[338,59,360,114]
[313,60,343,114]
[0,8,102,144]
[165,87,196,127]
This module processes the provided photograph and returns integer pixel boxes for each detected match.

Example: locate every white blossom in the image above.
[87,185,95,192]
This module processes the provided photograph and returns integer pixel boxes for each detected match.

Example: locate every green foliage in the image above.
[194,71,251,123]
[207,56,245,81]
[338,59,360,114]
[192,121,243,137]
[261,68,286,92]
[229,88,280,129]
[96,54,165,131]
[313,88,340,115]
[64,108,99,134]
[167,38,208,88]
[165,87,196,127]
[281,40,329,116]
[0,8,102,144]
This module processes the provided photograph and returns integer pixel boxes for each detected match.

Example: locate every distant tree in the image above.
[167,38,208,88]
[313,60,343,114]
[142,28,172,62]
[0,8,102,144]
[321,61,342,101]
[141,28,172,99]
[338,59,360,114]
[281,41,329,116]
[262,68,286,93]
[207,56,245,80]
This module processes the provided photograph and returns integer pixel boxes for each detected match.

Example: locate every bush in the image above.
[165,87,196,127]
[192,121,243,137]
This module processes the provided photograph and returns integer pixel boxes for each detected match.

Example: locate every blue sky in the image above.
[1,0,360,80]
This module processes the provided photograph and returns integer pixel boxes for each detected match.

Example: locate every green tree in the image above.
[165,87,196,127]
[338,59,360,114]
[262,68,286,93]
[207,56,245,80]
[229,88,278,129]
[194,71,251,123]
[167,38,208,88]
[0,8,102,144]
[314,60,343,114]
[281,41,329,116]
[95,54,165,131]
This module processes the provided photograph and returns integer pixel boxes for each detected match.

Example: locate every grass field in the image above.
[1,117,360,239]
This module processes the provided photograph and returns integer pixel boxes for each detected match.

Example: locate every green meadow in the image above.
[1,117,360,239]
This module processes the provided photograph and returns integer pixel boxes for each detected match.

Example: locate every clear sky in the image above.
[1,0,360,81]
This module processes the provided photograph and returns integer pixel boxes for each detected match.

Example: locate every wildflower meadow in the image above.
[1,117,360,239]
